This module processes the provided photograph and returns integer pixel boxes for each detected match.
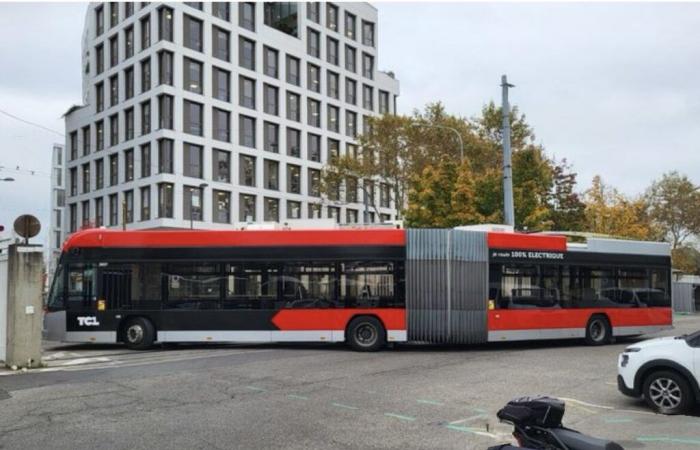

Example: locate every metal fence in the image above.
[672,282,696,313]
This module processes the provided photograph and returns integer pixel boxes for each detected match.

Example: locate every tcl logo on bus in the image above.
[77,316,100,326]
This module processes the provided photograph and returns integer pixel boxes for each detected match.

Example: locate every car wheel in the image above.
[585,315,611,346]
[347,316,386,352]
[123,317,156,350]
[643,370,693,415]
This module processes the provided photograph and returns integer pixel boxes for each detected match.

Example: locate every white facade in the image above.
[63,2,400,235]
[48,143,66,278]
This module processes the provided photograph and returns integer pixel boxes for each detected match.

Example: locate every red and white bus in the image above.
[44,227,672,351]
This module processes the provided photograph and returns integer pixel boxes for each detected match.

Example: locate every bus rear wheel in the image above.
[122,317,156,350]
[585,315,611,346]
[347,316,386,352]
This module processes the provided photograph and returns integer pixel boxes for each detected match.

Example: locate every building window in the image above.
[308,133,321,162]
[183,15,203,52]
[306,2,319,23]
[109,75,119,106]
[308,168,321,197]
[95,197,104,226]
[287,200,301,219]
[109,35,118,67]
[183,143,203,178]
[239,194,256,222]
[213,149,230,182]
[264,197,279,221]
[327,138,340,160]
[158,182,174,218]
[264,121,279,153]
[263,84,279,115]
[158,94,173,129]
[213,108,231,142]
[346,209,358,224]
[307,98,321,128]
[141,100,151,135]
[125,2,134,18]
[183,57,203,94]
[308,203,321,219]
[69,167,77,196]
[140,186,151,221]
[141,57,151,93]
[263,2,298,37]
[125,107,134,140]
[95,82,103,112]
[213,67,230,101]
[362,53,374,79]
[183,100,203,136]
[263,159,279,190]
[327,71,339,99]
[213,26,230,61]
[96,120,104,151]
[125,26,134,59]
[158,138,174,173]
[286,55,300,85]
[125,66,134,99]
[327,37,339,65]
[158,50,173,85]
[328,206,340,223]
[109,114,119,146]
[109,153,119,186]
[239,154,256,187]
[108,194,118,226]
[346,111,357,137]
[286,164,300,193]
[327,105,339,133]
[239,2,255,31]
[95,44,104,74]
[212,2,230,21]
[81,163,90,194]
[95,158,104,190]
[124,190,134,223]
[95,5,104,36]
[379,90,390,114]
[69,132,78,161]
[239,76,256,109]
[140,16,151,50]
[307,28,320,58]
[307,63,320,93]
[158,6,174,42]
[380,183,392,208]
[362,20,375,47]
[326,3,338,31]
[239,115,256,148]
[286,91,300,122]
[286,128,300,158]
[263,46,278,78]
[82,126,91,156]
[140,143,151,178]
[124,148,134,181]
[184,2,203,11]
[345,78,356,105]
[363,84,374,111]
[213,190,231,223]
[183,185,204,221]
[345,12,356,40]
[239,37,256,70]
[109,1,119,27]
[344,45,356,73]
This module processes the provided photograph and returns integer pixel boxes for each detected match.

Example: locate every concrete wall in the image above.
[5,244,44,368]
[0,244,8,362]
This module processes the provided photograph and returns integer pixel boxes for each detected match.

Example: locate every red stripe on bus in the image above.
[271,309,407,331]
[487,232,567,251]
[487,308,672,331]
[63,229,406,251]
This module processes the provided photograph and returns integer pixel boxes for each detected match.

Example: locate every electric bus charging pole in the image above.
[501,75,515,227]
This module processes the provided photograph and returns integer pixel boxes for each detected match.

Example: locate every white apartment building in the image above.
[63,2,400,234]
[48,143,66,278]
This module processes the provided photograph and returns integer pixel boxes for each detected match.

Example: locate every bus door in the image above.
[100,265,133,309]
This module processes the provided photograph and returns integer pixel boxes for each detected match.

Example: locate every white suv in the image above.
[618,331,700,414]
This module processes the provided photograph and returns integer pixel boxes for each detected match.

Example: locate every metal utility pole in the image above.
[501,75,515,227]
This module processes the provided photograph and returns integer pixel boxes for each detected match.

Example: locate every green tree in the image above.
[646,171,700,249]
[547,158,586,231]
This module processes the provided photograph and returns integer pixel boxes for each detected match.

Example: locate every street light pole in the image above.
[411,123,464,162]
[501,75,515,227]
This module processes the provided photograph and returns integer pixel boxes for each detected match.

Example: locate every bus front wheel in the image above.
[122,317,156,350]
[346,316,386,352]
[585,315,611,346]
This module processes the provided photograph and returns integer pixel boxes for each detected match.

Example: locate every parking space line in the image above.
[637,436,700,446]
[245,386,267,392]
[384,413,416,422]
[449,414,488,425]
[416,399,444,406]
[332,402,359,410]
[444,424,500,439]
[288,394,309,400]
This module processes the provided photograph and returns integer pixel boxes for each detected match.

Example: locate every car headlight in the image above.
[624,347,641,353]
[620,354,630,367]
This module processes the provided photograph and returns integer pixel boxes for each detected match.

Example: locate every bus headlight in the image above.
[97,299,106,311]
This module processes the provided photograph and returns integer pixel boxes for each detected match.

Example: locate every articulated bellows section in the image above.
[406,229,489,344]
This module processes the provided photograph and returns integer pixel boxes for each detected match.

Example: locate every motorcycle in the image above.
[488,396,624,450]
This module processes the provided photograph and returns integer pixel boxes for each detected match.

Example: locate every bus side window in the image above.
[67,263,97,310]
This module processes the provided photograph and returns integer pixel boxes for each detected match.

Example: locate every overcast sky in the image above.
[1,2,699,245]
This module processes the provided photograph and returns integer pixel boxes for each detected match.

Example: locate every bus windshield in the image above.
[47,264,65,311]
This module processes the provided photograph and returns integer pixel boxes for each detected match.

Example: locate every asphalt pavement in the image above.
[1,315,700,449]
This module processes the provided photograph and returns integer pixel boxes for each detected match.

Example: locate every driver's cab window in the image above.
[47,264,65,310]
[67,263,97,309]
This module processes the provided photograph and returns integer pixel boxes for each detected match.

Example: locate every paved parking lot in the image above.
[1,314,699,449]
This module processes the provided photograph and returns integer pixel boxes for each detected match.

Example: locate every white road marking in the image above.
[449,414,489,425]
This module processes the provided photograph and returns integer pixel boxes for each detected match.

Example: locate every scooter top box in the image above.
[497,396,565,428]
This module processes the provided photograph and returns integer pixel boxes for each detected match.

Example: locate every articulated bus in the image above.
[44,227,673,351]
